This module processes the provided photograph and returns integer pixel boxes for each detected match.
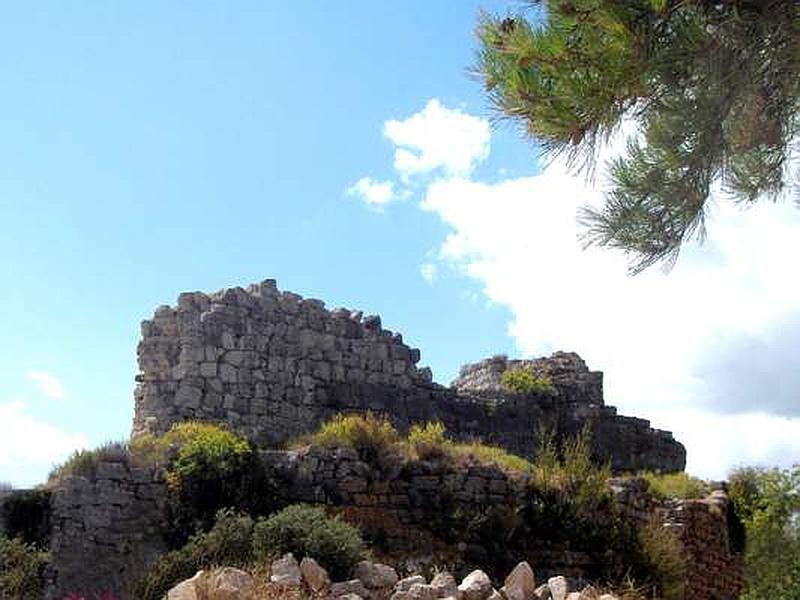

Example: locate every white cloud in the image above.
[0,401,87,487]
[420,262,438,285]
[384,99,490,179]
[364,99,800,479]
[26,370,67,400]
[347,177,398,208]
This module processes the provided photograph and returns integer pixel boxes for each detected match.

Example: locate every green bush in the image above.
[252,504,365,580]
[0,489,51,548]
[729,465,800,600]
[156,422,274,547]
[48,441,128,483]
[310,413,400,464]
[0,534,48,600]
[637,471,708,500]
[501,366,556,396]
[135,509,254,600]
[637,520,686,600]
[407,422,451,461]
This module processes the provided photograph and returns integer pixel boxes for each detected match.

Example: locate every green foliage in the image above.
[450,441,533,473]
[0,534,48,600]
[638,471,708,500]
[159,422,274,547]
[310,413,401,464]
[729,464,800,600]
[637,520,686,600]
[48,441,128,483]
[0,489,51,548]
[407,421,451,461]
[500,366,555,396]
[252,504,365,580]
[476,2,800,272]
[135,509,255,600]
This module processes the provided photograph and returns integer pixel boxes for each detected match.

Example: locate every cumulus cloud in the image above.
[383,99,490,179]
[347,177,398,208]
[359,99,800,479]
[26,370,67,400]
[0,401,87,487]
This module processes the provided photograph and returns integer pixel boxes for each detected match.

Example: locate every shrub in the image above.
[501,366,556,396]
[407,422,451,461]
[48,441,128,483]
[638,471,708,500]
[450,441,533,473]
[310,413,400,464]
[161,423,273,547]
[0,534,48,600]
[637,520,686,600]
[135,509,254,600]
[252,504,365,580]
[1,489,51,547]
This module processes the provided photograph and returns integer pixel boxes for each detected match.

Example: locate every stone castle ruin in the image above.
[133,279,685,472]
[2,279,746,600]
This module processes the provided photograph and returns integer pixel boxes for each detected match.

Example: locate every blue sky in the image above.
[2,2,798,487]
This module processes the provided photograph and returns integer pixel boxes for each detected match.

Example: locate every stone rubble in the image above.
[166,559,623,600]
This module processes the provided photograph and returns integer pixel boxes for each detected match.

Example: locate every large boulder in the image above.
[167,570,205,600]
[205,567,256,600]
[502,562,536,600]
[396,575,427,592]
[355,560,399,589]
[271,553,302,587]
[547,576,569,600]
[301,556,331,592]
[458,570,493,600]
[431,572,458,598]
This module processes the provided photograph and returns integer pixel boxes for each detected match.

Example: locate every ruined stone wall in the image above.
[663,491,745,600]
[24,449,742,599]
[132,280,686,474]
[44,458,167,600]
[262,448,744,597]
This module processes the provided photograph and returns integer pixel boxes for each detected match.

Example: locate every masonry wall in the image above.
[22,447,742,600]
[663,492,745,600]
[44,458,168,600]
[132,280,686,474]
[262,446,743,598]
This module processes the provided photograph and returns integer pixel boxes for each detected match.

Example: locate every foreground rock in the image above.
[502,561,536,600]
[354,560,399,589]
[166,568,256,600]
[458,570,493,600]
[271,553,303,587]
[301,556,331,592]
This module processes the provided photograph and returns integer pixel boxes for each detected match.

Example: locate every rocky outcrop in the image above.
[132,280,685,473]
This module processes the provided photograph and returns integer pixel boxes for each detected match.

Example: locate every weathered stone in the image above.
[396,575,427,592]
[206,567,256,600]
[458,570,493,600]
[488,590,503,600]
[271,552,302,587]
[331,579,370,597]
[301,556,331,592]
[547,576,569,600]
[431,571,458,598]
[167,570,205,600]
[533,584,551,600]
[408,583,439,600]
[502,561,536,600]
[355,560,399,589]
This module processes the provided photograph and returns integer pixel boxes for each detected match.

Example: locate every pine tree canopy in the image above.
[475,1,800,272]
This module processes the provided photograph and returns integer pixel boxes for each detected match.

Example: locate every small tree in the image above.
[476,1,800,272]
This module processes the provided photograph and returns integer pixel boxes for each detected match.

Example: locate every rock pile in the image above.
[166,556,625,600]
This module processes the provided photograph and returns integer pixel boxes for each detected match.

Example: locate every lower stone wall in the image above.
[44,459,168,600]
[663,491,745,600]
[24,449,741,599]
